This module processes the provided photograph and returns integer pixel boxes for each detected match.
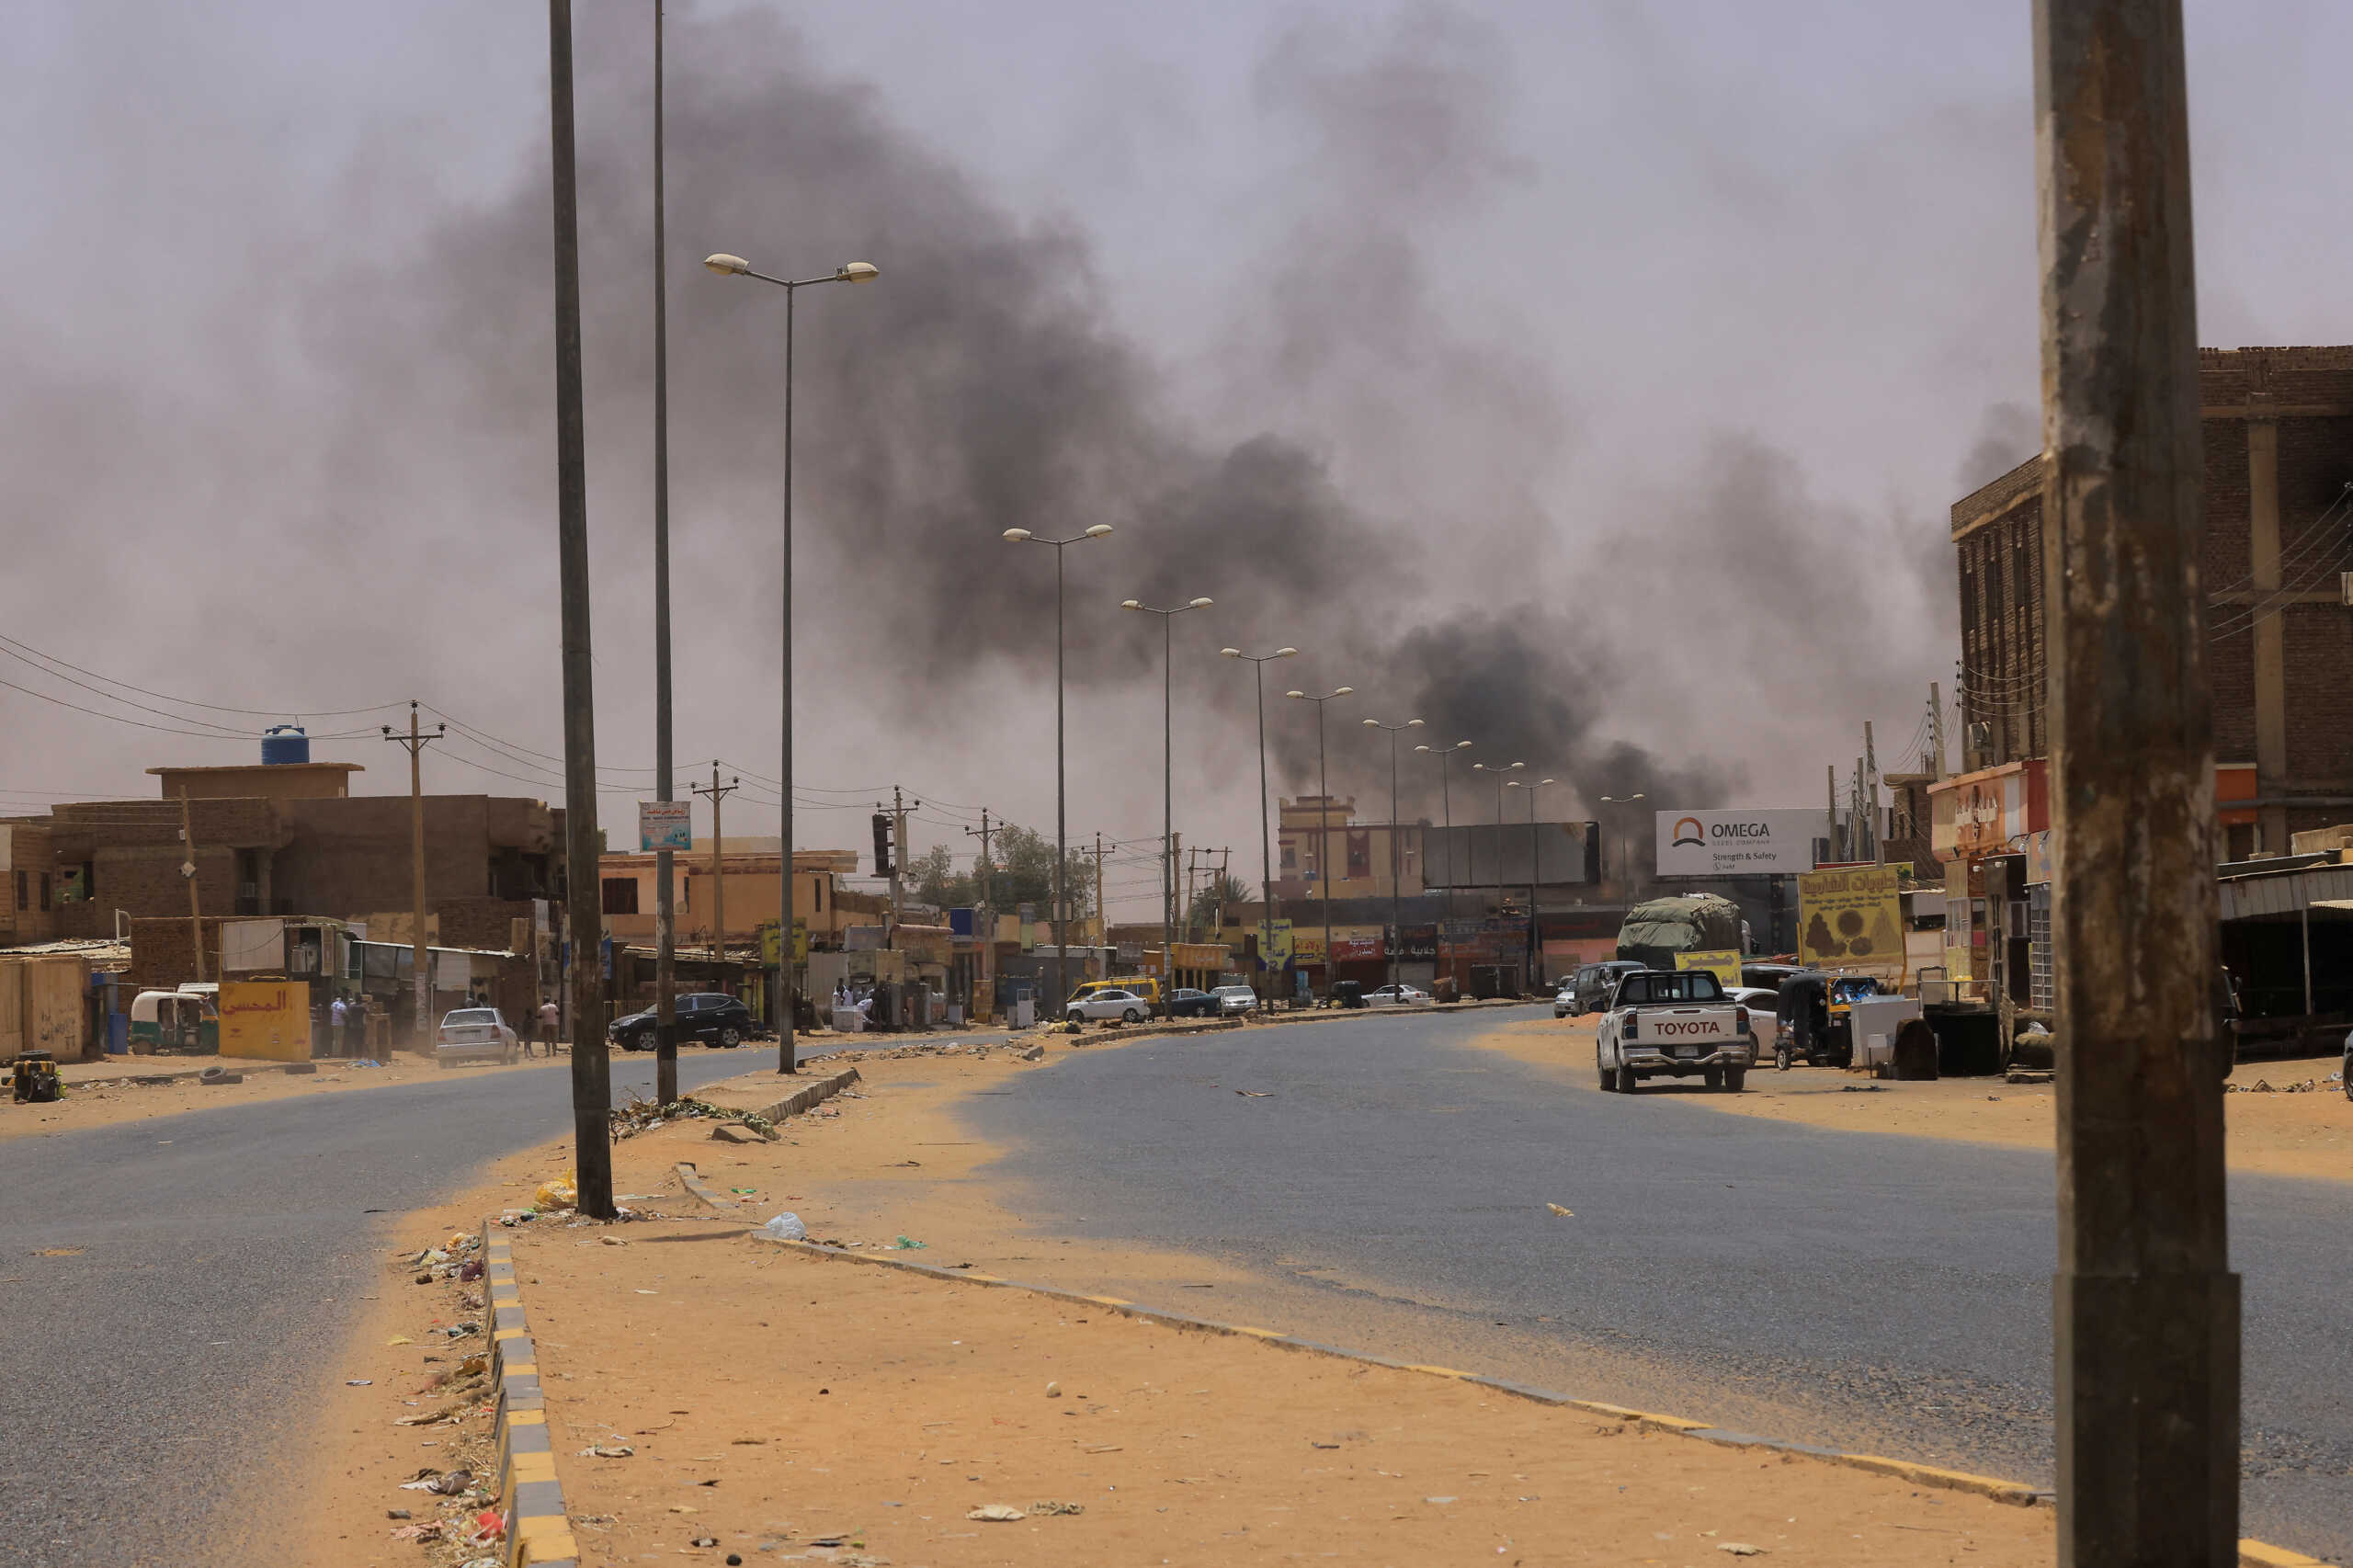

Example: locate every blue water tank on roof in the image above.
[262,724,310,765]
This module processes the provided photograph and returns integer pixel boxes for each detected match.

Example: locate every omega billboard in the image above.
[1654,809,1829,878]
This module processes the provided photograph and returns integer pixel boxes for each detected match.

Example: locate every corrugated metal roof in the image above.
[2220,863,2353,921]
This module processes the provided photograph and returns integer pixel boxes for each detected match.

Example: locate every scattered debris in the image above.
[1046,1381,1062,1398]
[609,1093,781,1142]
[1545,1203,1574,1218]
[1718,1545,1768,1557]
[579,1443,635,1458]
[345,1379,373,1387]
[1234,1089,1273,1097]
[892,1235,927,1249]
[1029,1500,1086,1517]
[2224,1074,2342,1094]
[388,1521,444,1543]
[533,1174,578,1211]
[1839,1085,1886,1094]
[761,1213,807,1241]
[968,1504,1026,1522]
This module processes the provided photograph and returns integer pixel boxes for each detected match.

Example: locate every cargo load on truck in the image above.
[1614,894,1743,971]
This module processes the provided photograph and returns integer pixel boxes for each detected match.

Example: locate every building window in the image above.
[600,877,640,915]
[13,870,24,911]
[39,873,51,912]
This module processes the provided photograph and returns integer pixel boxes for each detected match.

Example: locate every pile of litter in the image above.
[406,1230,485,1284]
[2225,1073,2345,1094]
[609,1093,779,1142]
[839,1040,1012,1062]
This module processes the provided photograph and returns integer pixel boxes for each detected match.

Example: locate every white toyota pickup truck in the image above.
[1596,968,1753,1094]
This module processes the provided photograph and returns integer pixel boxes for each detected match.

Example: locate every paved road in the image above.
[963,1009,2353,1561]
[0,1049,786,1568]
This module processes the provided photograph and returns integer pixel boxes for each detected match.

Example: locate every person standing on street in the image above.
[329,994,347,1058]
[536,995,560,1058]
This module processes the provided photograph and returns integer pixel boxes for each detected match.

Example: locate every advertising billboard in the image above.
[1655,809,1828,877]
[1797,865,1905,983]
[638,800,693,853]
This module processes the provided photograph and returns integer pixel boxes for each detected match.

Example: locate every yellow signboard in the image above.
[1799,865,1905,981]
[219,980,313,1062]
[1265,918,1294,963]
[1675,949,1743,987]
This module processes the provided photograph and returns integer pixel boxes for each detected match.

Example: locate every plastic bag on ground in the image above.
[534,1173,578,1212]
[762,1212,806,1241]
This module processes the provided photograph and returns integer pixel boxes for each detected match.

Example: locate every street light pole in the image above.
[1362,716,1425,991]
[1006,526,1117,1018]
[1124,595,1215,1002]
[1415,740,1473,921]
[651,0,679,1106]
[1472,761,1525,905]
[1222,645,1299,1001]
[1599,792,1646,901]
[1286,686,1355,999]
[702,251,880,1074]
[1509,777,1557,987]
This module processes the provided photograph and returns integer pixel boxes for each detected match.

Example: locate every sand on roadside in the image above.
[1469,1016,2353,1182]
[288,1043,2055,1568]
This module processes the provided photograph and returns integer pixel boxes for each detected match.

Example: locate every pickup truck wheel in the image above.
[1723,1067,1746,1093]
[1702,1066,1723,1091]
[1596,1051,1614,1092]
[1617,1067,1638,1094]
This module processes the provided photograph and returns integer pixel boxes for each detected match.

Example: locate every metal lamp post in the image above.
[1415,739,1473,920]
[702,251,880,1074]
[1286,685,1356,998]
[1221,644,1299,1000]
[1362,716,1425,991]
[1472,761,1525,901]
[1123,594,1214,1000]
[1508,776,1557,987]
[1599,792,1646,900]
[1006,525,1117,1019]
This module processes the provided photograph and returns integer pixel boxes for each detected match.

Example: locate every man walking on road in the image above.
[535,996,560,1059]
[329,994,347,1058]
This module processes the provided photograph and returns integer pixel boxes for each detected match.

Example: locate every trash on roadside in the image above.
[430,1469,475,1495]
[892,1235,927,1249]
[386,1335,413,1346]
[967,1504,1026,1522]
[534,1173,579,1211]
[1234,1089,1272,1097]
[459,1256,483,1281]
[761,1213,807,1241]
[692,1537,720,1548]
[465,1509,506,1548]
[1718,1546,1767,1557]
[345,1379,372,1386]
[1046,1381,1061,1398]
[1838,1085,1886,1094]
[579,1443,635,1458]
[1546,1203,1574,1217]
[389,1521,444,1542]
[1029,1501,1086,1517]
[386,1508,410,1519]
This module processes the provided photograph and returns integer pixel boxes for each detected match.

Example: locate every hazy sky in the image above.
[6,2,2351,917]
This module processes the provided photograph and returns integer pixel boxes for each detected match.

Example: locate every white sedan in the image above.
[436,1006,520,1067]
[1364,983,1433,1007]
[1725,987,1781,1059]
[1066,988,1150,1025]
[1210,985,1260,1016]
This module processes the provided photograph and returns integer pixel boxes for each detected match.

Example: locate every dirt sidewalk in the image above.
[298,1042,2054,1567]
[1471,1017,2353,1183]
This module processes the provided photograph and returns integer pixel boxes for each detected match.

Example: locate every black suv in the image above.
[609,992,758,1051]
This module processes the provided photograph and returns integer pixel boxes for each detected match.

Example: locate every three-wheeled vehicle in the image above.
[1772,971,1886,1069]
[129,989,219,1054]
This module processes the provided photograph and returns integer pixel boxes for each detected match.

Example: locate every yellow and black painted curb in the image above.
[747,1233,2318,1567]
[480,1222,581,1568]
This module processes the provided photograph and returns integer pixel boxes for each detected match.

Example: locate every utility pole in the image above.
[693,763,739,954]
[381,701,444,1046]
[1864,723,1881,864]
[649,0,681,1129]
[2038,1,2235,1559]
[963,808,995,928]
[547,0,613,1221]
[1092,831,1107,975]
[887,787,917,934]
[176,789,205,985]
[1928,682,1947,779]
[1826,763,1840,862]
[1217,847,1232,937]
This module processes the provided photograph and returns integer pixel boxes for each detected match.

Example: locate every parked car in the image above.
[1724,986,1782,1057]
[1165,987,1218,1017]
[1553,982,1578,1018]
[1067,976,1165,1014]
[1595,969,1753,1093]
[437,1006,520,1068]
[1364,983,1432,1007]
[608,992,758,1051]
[1561,960,1645,1017]
[1067,987,1149,1025]
[1210,985,1260,1017]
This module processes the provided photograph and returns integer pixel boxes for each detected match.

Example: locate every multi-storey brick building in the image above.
[1953,345,2353,856]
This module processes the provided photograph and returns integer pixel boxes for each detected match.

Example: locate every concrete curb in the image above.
[673,1066,865,1215]
[740,1231,2324,1559]
[479,1223,581,1568]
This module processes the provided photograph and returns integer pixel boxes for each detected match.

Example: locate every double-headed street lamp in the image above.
[1284,684,1354,997]
[702,251,879,1074]
[1005,524,1116,1017]
[1506,775,1558,985]
[1123,594,1214,995]
[1472,760,1525,894]
[1361,715,1425,990]
[1599,791,1646,897]
[1414,738,1473,919]
[1221,644,1298,997]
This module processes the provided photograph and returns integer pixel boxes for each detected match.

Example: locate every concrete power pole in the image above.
[547,0,614,1221]
[649,0,682,1131]
[680,763,733,1105]
[176,790,205,986]
[963,808,994,930]
[381,701,444,1046]
[2037,1,2236,1559]
[1929,682,1947,779]
[1093,831,1107,976]
[1825,764,1840,862]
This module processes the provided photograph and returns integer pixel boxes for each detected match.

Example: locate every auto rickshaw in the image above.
[129,989,219,1054]
[1774,971,1884,1068]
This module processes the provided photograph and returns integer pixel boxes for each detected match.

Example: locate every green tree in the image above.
[1186,872,1250,937]
[904,823,1092,920]
[908,845,972,911]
